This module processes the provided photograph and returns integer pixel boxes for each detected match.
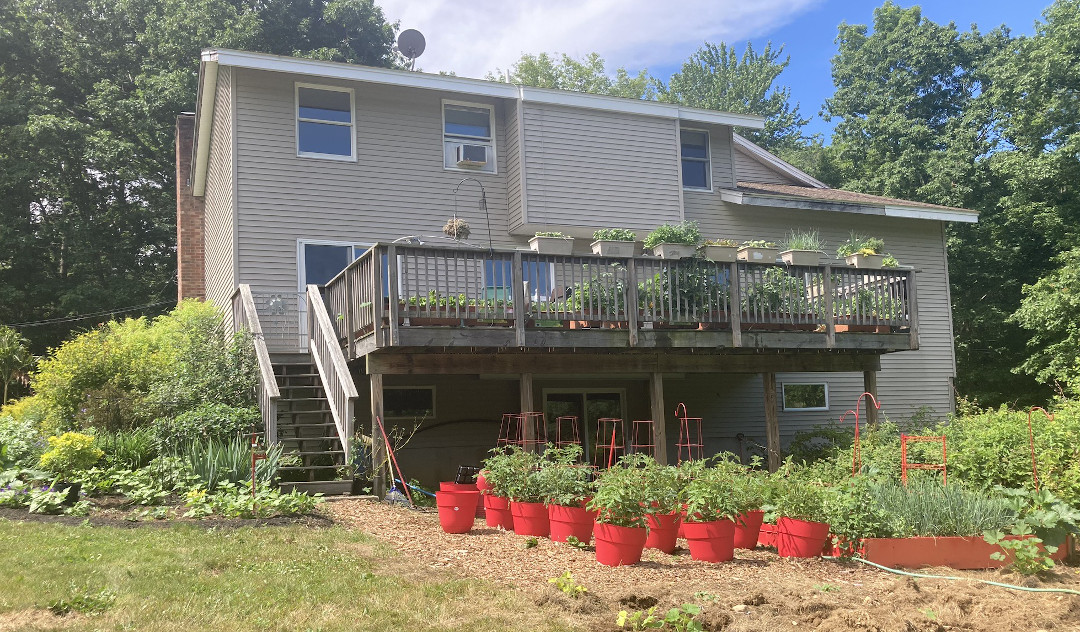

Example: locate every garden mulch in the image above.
[327,498,1080,632]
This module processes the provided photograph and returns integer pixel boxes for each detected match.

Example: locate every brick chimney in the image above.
[176,113,205,301]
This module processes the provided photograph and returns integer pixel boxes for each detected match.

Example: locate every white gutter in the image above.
[719,189,979,223]
[191,59,219,197]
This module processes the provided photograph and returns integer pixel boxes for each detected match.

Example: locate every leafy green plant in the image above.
[548,571,587,597]
[0,413,45,468]
[780,229,824,251]
[643,221,701,249]
[835,232,884,257]
[534,231,568,238]
[564,535,589,550]
[48,589,115,616]
[0,326,33,406]
[867,478,1015,538]
[740,240,776,248]
[28,487,67,514]
[98,427,158,469]
[682,458,757,522]
[772,467,831,523]
[702,238,738,247]
[483,447,544,502]
[881,254,900,267]
[617,606,661,630]
[536,444,594,506]
[617,604,703,631]
[641,459,681,514]
[523,537,539,549]
[984,525,1057,575]
[593,228,637,242]
[182,482,322,518]
[155,403,259,453]
[38,432,102,478]
[588,454,652,528]
[180,436,281,491]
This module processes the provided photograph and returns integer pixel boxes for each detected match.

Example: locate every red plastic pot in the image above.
[758,523,777,548]
[594,522,648,566]
[435,490,480,534]
[511,501,550,537]
[645,511,681,554]
[682,519,736,562]
[733,510,765,549]
[484,494,514,530]
[777,517,831,558]
[548,502,597,544]
[440,481,477,492]
[475,472,491,494]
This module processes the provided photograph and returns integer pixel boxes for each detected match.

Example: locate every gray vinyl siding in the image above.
[733,144,802,185]
[505,102,524,231]
[231,68,516,293]
[522,103,683,230]
[681,196,957,424]
[203,66,236,319]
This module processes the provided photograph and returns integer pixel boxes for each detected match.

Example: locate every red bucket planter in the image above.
[733,510,765,549]
[441,481,484,518]
[860,535,1070,570]
[645,511,682,554]
[511,501,551,537]
[484,495,514,530]
[682,519,736,562]
[435,490,480,534]
[594,522,648,566]
[758,523,777,548]
[548,502,597,544]
[777,517,831,558]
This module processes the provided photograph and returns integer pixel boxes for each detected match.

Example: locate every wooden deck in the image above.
[316,243,918,361]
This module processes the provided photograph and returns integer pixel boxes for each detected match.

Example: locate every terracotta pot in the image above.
[511,501,550,537]
[733,510,765,549]
[484,495,514,530]
[594,522,648,566]
[435,490,480,534]
[860,535,1070,570]
[645,511,681,554]
[548,502,597,544]
[682,519,736,562]
[777,517,830,558]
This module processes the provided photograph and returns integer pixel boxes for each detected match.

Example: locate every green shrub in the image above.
[867,477,1015,538]
[38,432,103,478]
[155,403,259,452]
[181,435,281,491]
[592,228,636,242]
[98,428,158,469]
[642,221,701,249]
[184,483,322,519]
[0,413,46,468]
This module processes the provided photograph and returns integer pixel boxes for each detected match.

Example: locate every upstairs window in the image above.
[443,101,496,173]
[296,84,355,160]
[681,129,711,190]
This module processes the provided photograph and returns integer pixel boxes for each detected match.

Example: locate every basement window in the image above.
[384,386,435,419]
[296,84,355,160]
[781,383,829,411]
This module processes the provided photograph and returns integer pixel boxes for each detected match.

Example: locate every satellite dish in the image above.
[397,29,426,69]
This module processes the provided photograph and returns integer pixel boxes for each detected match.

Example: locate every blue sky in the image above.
[378,0,1048,139]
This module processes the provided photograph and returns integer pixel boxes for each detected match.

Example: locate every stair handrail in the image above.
[235,284,281,444]
[306,284,359,464]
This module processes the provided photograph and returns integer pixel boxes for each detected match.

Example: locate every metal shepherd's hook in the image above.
[1028,407,1053,491]
[851,392,881,476]
[452,177,493,254]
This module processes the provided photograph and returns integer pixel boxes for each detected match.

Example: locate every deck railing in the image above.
[323,243,917,351]
[306,284,358,463]
[232,285,281,443]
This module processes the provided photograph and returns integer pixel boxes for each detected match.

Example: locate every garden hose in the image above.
[824,556,1080,595]
[395,478,436,498]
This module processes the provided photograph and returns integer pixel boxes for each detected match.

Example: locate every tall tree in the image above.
[491,52,655,100]
[0,0,398,352]
[658,42,809,152]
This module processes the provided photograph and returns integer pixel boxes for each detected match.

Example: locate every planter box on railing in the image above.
[591,240,637,258]
[845,253,884,268]
[650,243,696,260]
[701,245,738,262]
[737,246,779,263]
[529,236,575,256]
[780,249,822,266]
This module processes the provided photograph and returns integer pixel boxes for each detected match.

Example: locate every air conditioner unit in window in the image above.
[455,144,488,167]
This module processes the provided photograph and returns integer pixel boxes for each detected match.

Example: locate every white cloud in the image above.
[377,0,823,79]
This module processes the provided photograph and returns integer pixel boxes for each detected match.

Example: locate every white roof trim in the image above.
[719,188,979,223]
[732,133,827,188]
[201,49,765,129]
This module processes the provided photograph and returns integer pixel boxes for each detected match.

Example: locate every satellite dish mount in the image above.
[396,29,426,71]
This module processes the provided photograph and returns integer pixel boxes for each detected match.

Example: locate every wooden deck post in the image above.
[863,370,879,425]
[650,373,668,465]
[762,372,782,472]
[520,372,535,449]
[370,373,386,498]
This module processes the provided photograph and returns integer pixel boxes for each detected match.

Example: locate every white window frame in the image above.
[384,385,436,420]
[442,99,497,174]
[295,82,356,161]
[680,128,712,192]
[781,382,830,412]
[542,388,628,463]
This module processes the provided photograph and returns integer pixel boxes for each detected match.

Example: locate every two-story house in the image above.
[176,49,977,494]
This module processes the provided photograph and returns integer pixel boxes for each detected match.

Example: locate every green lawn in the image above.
[0,519,578,632]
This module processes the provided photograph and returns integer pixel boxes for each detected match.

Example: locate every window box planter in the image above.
[701,244,738,262]
[650,243,697,260]
[737,246,780,263]
[590,240,637,258]
[780,249,822,266]
[845,253,885,268]
[529,235,574,256]
[858,535,1069,570]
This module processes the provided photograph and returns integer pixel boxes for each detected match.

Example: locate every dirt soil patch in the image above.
[328,499,1080,632]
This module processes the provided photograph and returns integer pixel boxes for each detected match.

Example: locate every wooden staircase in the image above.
[272,352,353,495]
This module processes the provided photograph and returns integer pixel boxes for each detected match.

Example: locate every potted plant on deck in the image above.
[538,444,597,544]
[529,231,575,256]
[643,221,701,260]
[588,456,652,566]
[779,229,825,267]
[836,232,886,269]
[700,238,739,262]
[590,228,637,258]
[737,240,779,263]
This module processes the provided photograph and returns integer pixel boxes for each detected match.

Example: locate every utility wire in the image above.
[3,300,173,328]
